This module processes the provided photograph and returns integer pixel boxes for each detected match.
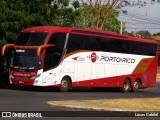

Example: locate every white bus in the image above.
[2,26,158,92]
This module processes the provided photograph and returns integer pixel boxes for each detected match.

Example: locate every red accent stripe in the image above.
[11,78,34,85]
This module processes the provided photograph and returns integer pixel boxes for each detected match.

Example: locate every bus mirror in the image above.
[37,44,55,57]
[1,44,14,56]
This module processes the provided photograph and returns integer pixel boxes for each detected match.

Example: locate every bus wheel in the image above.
[59,77,71,92]
[122,79,131,92]
[132,79,141,92]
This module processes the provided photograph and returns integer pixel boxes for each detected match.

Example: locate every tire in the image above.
[122,79,131,92]
[132,79,141,92]
[59,77,71,92]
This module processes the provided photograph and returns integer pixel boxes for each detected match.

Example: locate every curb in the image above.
[47,101,156,112]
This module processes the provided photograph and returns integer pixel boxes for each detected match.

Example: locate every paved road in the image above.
[0,83,160,111]
[0,83,160,119]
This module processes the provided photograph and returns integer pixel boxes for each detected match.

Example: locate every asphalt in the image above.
[47,82,160,112]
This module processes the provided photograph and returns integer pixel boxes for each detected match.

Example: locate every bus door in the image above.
[43,48,54,86]
[43,46,63,85]
[42,69,53,86]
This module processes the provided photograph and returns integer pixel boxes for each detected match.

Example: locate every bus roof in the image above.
[22,26,157,44]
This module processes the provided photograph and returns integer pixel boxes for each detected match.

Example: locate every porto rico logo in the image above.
[72,52,99,63]
[87,52,99,63]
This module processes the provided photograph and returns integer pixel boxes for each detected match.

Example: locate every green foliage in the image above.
[0,0,80,46]
[153,32,160,36]
[0,0,52,44]
[72,0,80,9]
[0,0,124,47]
[77,4,122,32]
[104,12,121,33]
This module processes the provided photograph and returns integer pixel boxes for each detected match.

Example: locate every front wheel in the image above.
[132,79,141,92]
[59,77,71,92]
[122,79,131,92]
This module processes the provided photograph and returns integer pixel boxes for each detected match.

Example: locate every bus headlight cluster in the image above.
[10,74,14,78]
[31,74,41,79]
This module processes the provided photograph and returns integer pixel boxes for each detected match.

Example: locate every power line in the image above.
[119,16,160,25]
[118,10,160,33]
[119,13,160,23]
[121,8,160,20]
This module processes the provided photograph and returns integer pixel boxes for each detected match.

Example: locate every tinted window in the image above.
[130,42,156,56]
[16,32,30,45]
[67,34,85,53]
[100,38,117,52]
[48,33,66,48]
[16,32,48,46]
[100,37,156,56]
[44,33,66,71]
[85,36,100,51]
[65,33,156,56]
[10,49,41,71]
[44,48,55,71]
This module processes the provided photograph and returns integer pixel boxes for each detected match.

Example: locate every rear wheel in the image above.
[122,79,131,92]
[59,77,71,92]
[132,79,141,92]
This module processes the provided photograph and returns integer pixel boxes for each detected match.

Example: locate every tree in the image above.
[136,30,152,39]
[0,0,53,45]
[153,32,160,36]
[78,0,160,30]
[1,0,159,47]
[103,12,121,32]
[0,0,80,46]
[50,0,81,27]
[79,0,120,30]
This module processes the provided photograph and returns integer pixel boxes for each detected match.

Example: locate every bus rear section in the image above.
[1,26,158,92]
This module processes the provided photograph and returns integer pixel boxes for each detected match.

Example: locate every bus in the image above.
[1,26,158,92]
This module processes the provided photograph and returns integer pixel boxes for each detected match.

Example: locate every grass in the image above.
[48,71,160,111]
[157,73,160,81]
[48,98,160,111]
[83,98,160,111]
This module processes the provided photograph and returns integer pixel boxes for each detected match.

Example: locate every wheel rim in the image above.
[124,82,129,91]
[61,80,68,89]
[134,81,139,89]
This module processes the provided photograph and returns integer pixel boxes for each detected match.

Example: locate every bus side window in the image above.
[100,38,112,52]
[48,32,66,58]
[67,34,85,53]
[44,33,66,71]
[85,36,100,51]
[44,47,58,71]
[48,33,66,48]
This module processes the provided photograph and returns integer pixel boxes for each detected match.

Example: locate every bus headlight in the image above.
[31,74,41,79]
[10,74,14,78]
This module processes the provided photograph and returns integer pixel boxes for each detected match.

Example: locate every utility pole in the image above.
[145,4,152,31]
[158,19,160,33]
[120,21,123,34]
[132,6,136,35]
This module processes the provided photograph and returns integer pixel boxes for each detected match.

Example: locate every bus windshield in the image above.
[15,32,48,46]
[10,49,41,71]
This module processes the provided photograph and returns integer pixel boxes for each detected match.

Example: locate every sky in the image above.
[118,2,160,34]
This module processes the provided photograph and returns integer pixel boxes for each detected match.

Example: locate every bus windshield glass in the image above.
[15,32,48,46]
[10,49,41,71]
